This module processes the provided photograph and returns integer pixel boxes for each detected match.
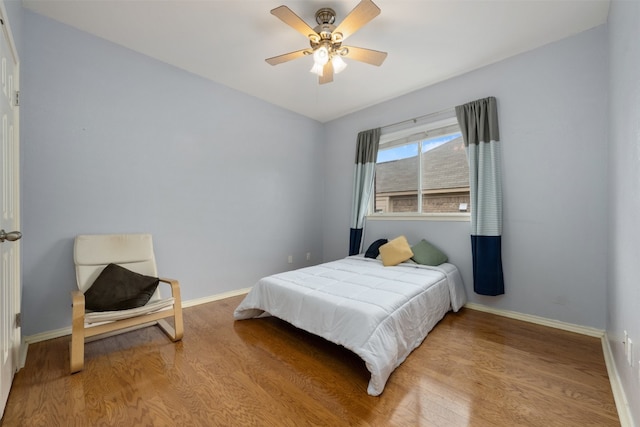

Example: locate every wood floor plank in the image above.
[1,296,620,426]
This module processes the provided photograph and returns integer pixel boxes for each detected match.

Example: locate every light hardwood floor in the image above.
[1,295,619,426]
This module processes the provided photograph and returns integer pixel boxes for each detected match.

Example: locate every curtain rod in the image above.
[380,106,456,131]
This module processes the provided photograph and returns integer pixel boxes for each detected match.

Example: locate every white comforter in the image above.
[233,256,466,396]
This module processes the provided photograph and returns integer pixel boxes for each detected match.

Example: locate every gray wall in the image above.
[21,10,325,336]
[608,0,640,424]
[323,25,609,329]
[13,2,639,420]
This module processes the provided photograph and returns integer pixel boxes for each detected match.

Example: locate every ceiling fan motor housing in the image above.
[313,9,337,42]
[315,8,336,25]
[310,7,344,55]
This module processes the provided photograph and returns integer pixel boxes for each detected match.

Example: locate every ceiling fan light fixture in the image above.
[332,55,347,74]
[313,46,329,66]
[267,1,386,84]
[310,62,324,76]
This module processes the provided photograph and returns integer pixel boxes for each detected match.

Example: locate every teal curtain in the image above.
[349,128,381,256]
[455,97,504,295]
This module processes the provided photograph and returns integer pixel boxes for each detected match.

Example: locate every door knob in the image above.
[0,229,21,242]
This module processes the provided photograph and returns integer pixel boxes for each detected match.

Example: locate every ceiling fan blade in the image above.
[333,0,381,41]
[271,5,317,39]
[266,49,311,66]
[319,62,333,84]
[343,46,387,66]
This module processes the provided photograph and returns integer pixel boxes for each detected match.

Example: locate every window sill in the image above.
[366,213,470,222]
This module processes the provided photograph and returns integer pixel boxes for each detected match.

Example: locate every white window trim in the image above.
[372,116,470,220]
[379,117,460,147]
[366,213,470,222]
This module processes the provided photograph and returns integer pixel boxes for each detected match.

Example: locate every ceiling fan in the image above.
[266,0,388,84]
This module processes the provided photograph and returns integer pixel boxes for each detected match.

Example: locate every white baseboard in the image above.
[601,333,634,427]
[464,303,633,426]
[24,295,600,345]
[21,287,252,348]
[23,326,72,345]
[25,293,626,425]
[181,287,251,308]
[464,302,605,337]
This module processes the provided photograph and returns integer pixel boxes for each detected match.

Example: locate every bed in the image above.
[233,255,466,396]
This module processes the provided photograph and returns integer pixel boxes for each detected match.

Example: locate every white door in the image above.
[0,8,20,418]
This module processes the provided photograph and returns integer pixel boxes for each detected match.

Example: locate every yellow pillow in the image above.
[379,236,414,266]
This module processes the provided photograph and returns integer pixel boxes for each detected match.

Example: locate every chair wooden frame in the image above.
[70,278,184,373]
[70,234,184,374]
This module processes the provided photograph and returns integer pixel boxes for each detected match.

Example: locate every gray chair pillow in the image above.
[84,263,159,311]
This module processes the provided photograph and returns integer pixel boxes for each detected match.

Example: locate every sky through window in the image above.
[377,134,461,163]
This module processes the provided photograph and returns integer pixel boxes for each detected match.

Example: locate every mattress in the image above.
[234,255,466,396]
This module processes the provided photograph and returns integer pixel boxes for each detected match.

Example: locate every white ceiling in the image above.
[22,0,610,123]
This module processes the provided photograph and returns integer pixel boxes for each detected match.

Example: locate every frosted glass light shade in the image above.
[332,55,347,74]
[313,46,329,65]
[310,62,324,76]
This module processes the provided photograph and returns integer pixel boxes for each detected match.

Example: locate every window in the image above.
[372,118,469,216]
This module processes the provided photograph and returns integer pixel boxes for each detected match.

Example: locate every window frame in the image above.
[367,117,470,221]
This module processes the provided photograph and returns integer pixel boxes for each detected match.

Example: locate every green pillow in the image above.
[84,263,159,311]
[411,239,448,266]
